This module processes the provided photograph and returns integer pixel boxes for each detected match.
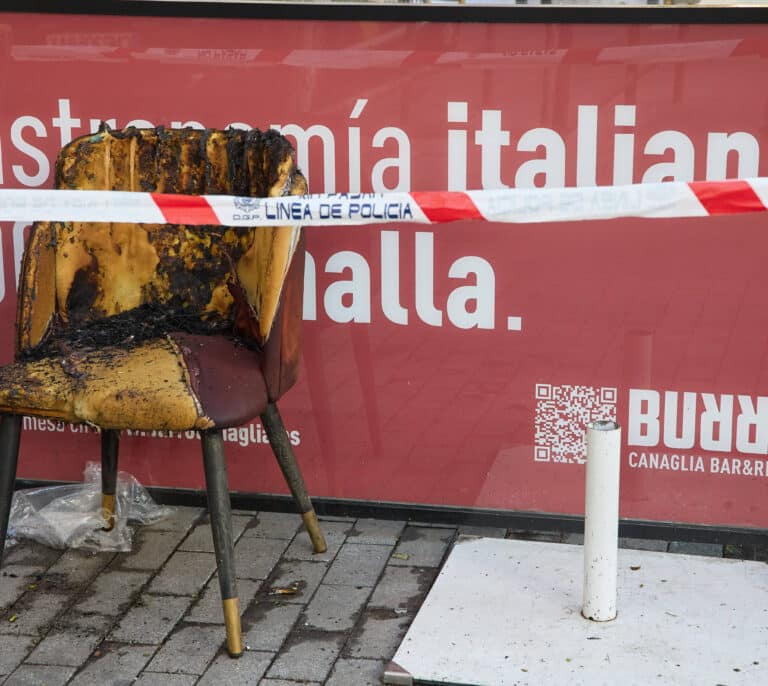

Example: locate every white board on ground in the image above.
[384,537,768,686]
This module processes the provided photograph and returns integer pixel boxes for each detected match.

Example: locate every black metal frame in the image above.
[2,0,768,24]
[184,492,768,546]
[10,479,762,545]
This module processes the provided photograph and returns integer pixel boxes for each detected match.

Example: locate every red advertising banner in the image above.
[1,10,767,528]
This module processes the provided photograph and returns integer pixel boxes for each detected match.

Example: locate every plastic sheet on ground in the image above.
[6,461,174,552]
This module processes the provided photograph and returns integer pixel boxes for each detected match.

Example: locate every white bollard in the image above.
[582,419,622,622]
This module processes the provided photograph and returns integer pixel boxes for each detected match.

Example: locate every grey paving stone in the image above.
[25,628,102,667]
[4,664,76,686]
[68,643,154,685]
[186,577,260,623]
[368,565,437,612]
[55,611,114,635]
[2,540,62,569]
[323,544,390,587]
[234,537,290,580]
[668,541,723,557]
[242,511,301,540]
[241,601,302,652]
[0,591,69,637]
[265,632,345,682]
[506,529,563,543]
[178,516,250,553]
[145,624,224,674]
[456,525,507,539]
[196,649,273,685]
[133,673,197,686]
[113,530,187,571]
[75,570,152,616]
[45,549,114,587]
[326,657,386,686]
[260,681,320,686]
[0,635,35,680]
[619,537,669,552]
[148,551,216,595]
[562,532,585,545]
[282,521,350,562]
[0,566,39,612]
[346,519,405,546]
[260,560,328,605]
[408,520,457,529]
[344,608,411,660]
[388,526,453,567]
[143,506,204,533]
[109,594,191,644]
[303,584,370,631]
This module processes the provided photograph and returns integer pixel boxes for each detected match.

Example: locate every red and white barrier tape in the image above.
[0,179,767,227]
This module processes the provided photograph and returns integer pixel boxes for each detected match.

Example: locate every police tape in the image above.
[0,178,767,227]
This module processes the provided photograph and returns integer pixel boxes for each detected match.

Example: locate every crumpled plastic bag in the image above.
[6,461,174,552]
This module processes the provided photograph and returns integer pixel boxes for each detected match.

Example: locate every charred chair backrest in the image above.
[16,126,306,403]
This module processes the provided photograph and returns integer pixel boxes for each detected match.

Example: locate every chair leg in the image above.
[260,402,327,554]
[201,429,243,658]
[0,415,22,565]
[101,429,120,531]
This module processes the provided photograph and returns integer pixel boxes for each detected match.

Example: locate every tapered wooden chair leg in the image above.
[201,430,243,658]
[101,430,120,531]
[0,415,22,564]
[260,402,327,554]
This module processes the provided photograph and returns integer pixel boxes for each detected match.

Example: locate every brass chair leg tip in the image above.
[223,597,243,658]
[101,494,116,531]
[302,509,327,554]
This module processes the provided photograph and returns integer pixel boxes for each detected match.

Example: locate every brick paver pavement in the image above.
[1,505,759,685]
[0,508,453,685]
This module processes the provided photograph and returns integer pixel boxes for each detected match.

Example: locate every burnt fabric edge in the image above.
[16,221,57,357]
[172,332,269,428]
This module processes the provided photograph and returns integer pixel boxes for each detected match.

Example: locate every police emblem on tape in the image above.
[232,196,262,220]
[233,196,261,212]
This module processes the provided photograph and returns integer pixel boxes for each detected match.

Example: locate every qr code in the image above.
[534,384,617,464]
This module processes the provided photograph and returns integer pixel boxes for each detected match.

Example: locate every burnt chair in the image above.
[0,125,326,657]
